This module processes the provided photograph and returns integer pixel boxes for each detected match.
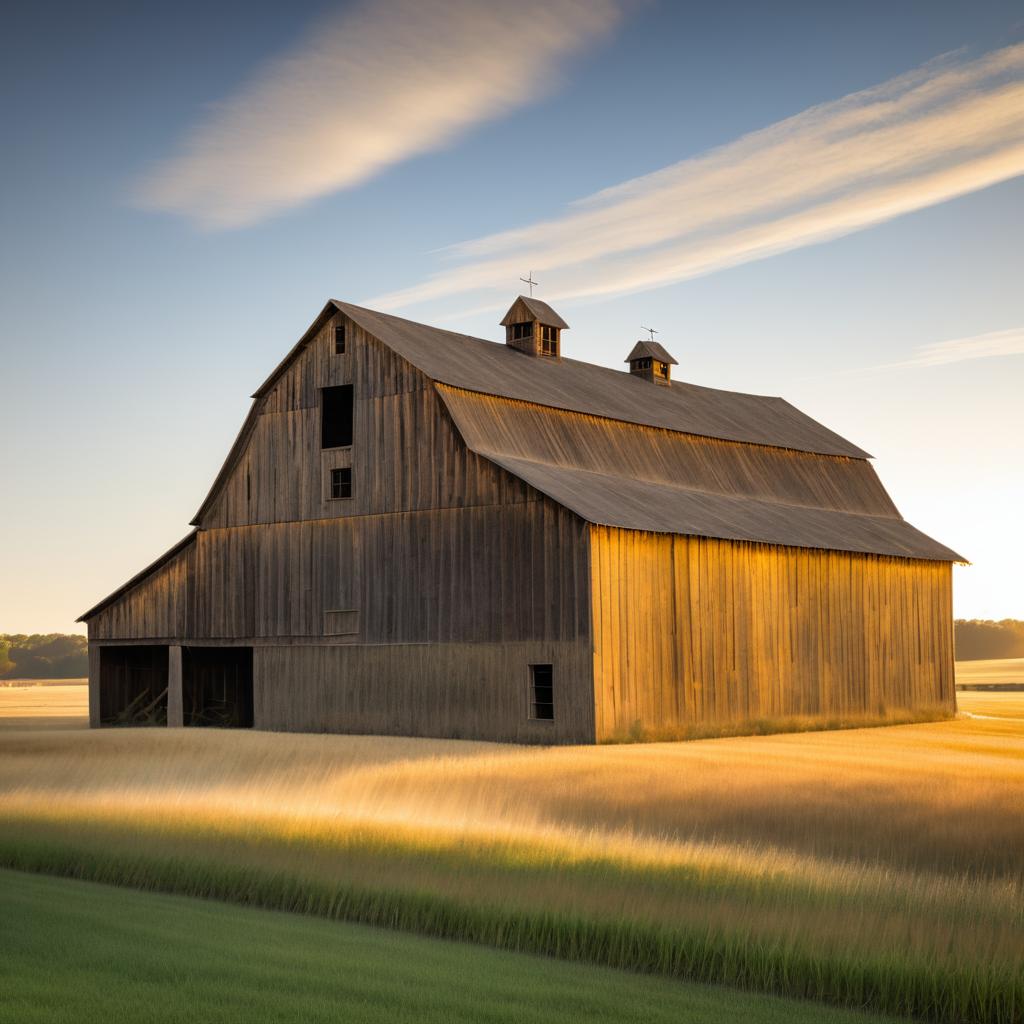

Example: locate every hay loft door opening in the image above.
[182,647,254,728]
[99,646,169,726]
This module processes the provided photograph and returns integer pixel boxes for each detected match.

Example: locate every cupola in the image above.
[625,340,678,385]
[500,295,568,358]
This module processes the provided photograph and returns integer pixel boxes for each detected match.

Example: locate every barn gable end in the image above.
[195,309,528,530]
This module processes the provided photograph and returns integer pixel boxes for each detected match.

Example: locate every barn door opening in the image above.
[182,647,254,728]
[99,646,169,726]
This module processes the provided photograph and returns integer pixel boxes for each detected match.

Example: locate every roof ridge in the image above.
[333,301,869,458]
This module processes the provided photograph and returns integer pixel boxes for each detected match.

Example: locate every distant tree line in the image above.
[954,620,1024,661]
[0,623,1019,676]
[0,634,88,679]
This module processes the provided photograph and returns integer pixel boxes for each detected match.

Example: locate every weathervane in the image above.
[520,272,538,297]
[641,325,658,342]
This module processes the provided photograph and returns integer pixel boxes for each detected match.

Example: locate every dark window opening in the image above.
[657,361,669,378]
[510,322,533,341]
[334,324,346,354]
[99,646,169,726]
[330,467,352,499]
[321,384,353,448]
[634,357,651,371]
[183,647,253,728]
[540,325,558,357]
[529,664,554,720]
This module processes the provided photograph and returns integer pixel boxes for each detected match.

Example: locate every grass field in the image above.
[0,678,1021,1023]
[956,658,1024,688]
[0,683,88,730]
[0,677,87,687]
[0,869,908,1024]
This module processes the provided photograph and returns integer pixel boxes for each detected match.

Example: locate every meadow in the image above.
[0,869,905,1024]
[0,680,1021,1023]
[955,657,1024,687]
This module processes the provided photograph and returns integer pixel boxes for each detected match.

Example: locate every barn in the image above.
[79,296,962,743]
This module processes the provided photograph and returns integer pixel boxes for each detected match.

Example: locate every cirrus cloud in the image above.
[135,0,626,229]
[371,42,1024,313]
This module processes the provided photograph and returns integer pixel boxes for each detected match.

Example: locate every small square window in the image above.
[334,325,346,354]
[529,664,554,720]
[330,467,352,499]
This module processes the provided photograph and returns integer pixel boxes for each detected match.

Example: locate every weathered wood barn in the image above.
[80,296,962,742]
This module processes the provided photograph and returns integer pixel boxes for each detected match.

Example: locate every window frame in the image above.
[329,467,352,500]
[539,325,559,357]
[333,324,346,355]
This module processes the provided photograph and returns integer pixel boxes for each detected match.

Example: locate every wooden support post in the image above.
[167,645,184,727]
[88,643,101,728]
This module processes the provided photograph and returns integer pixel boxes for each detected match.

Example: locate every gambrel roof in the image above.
[208,300,958,558]
[219,299,959,563]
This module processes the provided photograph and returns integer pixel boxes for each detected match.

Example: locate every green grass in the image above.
[0,869,905,1024]
[1,832,1015,1024]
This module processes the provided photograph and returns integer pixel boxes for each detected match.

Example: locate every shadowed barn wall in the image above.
[87,312,595,743]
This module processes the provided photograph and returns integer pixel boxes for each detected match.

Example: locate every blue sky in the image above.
[1,0,1022,633]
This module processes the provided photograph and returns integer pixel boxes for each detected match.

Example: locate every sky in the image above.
[1,0,1022,635]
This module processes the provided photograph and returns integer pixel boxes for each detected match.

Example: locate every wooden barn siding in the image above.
[89,500,589,647]
[254,641,593,744]
[87,541,197,643]
[202,317,524,530]
[589,526,954,740]
[438,387,899,516]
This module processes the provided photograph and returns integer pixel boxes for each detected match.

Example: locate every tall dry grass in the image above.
[0,688,1021,1022]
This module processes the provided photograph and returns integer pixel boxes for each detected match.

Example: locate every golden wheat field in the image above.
[0,676,1022,1022]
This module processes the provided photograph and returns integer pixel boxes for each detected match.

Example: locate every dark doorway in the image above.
[182,647,254,728]
[99,646,168,726]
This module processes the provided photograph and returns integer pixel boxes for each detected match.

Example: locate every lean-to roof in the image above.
[437,386,963,562]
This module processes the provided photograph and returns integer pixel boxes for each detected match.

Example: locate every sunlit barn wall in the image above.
[589,526,955,740]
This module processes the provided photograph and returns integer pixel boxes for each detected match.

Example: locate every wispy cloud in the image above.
[875,327,1024,371]
[135,0,625,229]
[372,43,1024,312]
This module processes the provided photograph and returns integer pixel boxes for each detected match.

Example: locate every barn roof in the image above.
[437,386,964,563]
[484,455,961,562]
[189,298,961,564]
[329,302,870,458]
